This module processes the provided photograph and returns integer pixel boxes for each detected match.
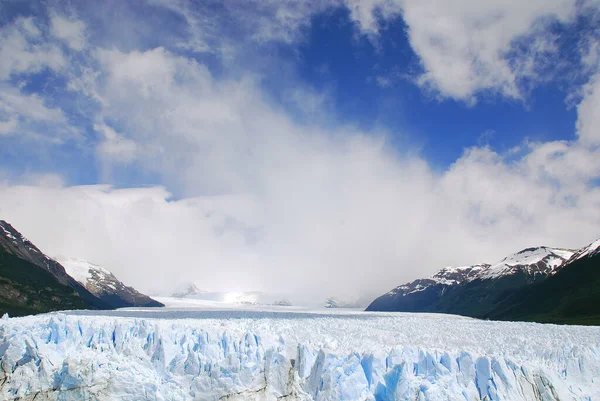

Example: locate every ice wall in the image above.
[1,312,599,400]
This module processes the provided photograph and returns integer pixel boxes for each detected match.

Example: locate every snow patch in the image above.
[478,247,574,279]
[58,258,96,285]
[0,224,17,243]
[58,257,117,288]
[570,238,600,262]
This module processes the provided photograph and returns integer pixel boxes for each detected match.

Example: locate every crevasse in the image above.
[0,312,599,400]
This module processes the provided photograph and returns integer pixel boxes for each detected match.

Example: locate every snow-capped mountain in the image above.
[0,220,111,312]
[169,284,292,306]
[486,237,600,323]
[59,258,163,308]
[324,294,376,309]
[1,220,79,287]
[367,242,590,316]
[384,264,491,298]
[566,238,600,263]
[478,246,575,280]
[171,282,205,298]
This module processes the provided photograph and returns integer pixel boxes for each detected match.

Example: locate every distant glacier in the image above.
[1,308,599,400]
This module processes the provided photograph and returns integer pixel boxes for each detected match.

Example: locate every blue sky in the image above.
[1,0,599,297]
[0,0,591,183]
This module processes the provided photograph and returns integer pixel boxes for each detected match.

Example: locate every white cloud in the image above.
[581,37,600,72]
[0,86,65,123]
[344,0,402,36]
[577,73,600,145]
[50,14,86,51]
[340,0,589,101]
[20,17,42,37]
[0,116,18,135]
[400,0,579,100]
[95,123,137,164]
[0,85,73,140]
[1,138,599,300]
[152,0,591,102]
[1,42,599,301]
[0,17,65,79]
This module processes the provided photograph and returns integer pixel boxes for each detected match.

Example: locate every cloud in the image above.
[0,86,65,123]
[2,42,599,301]
[95,123,137,164]
[1,139,599,301]
[50,14,86,51]
[151,0,593,102]
[0,115,18,135]
[577,72,600,145]
[0,85,74,141]
[0,15,85,142]
[403,0,577,100]
[341,0,589,101]
[0,17,65,79]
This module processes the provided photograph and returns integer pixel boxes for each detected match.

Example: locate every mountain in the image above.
[324,294,375,309]
[486,239,600,325]
[0,220,111,316]
[170,284,292,306]
[367,264,490,312]
[171,282,204,298]
[59,258,163,308]
[367,243,588,323]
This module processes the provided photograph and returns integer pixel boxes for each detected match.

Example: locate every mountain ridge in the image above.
[0,220,162,316]
[367,239,599,324]
[0,220,111,311]
[59,258,163,309]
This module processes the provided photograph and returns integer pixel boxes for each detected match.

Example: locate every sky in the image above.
[1,0,600,302]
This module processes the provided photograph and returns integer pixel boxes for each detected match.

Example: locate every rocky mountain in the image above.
[0,220,111,316]
[478,246,575,280]
[171,283,204,298]
[59,258,163,309]
[170,284,292,306]
[368,264,491,312]
[367,243,581,321]
[324,294,375,309]
[486,239,600,325]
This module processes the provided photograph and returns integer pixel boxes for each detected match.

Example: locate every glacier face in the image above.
[1,309,600,400]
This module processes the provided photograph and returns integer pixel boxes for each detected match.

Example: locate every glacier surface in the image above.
[1,308,599,400]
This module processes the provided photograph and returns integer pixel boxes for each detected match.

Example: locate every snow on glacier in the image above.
[1,308,600,400]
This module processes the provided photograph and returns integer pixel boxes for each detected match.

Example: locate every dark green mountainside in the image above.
[0,245,90,316]
[367,239,600,325]
[0,220,112,316]
[486,252,600,325]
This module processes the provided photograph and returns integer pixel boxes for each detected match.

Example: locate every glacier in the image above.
[1,308,599,400]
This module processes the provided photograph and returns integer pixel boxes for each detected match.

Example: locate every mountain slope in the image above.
[486,240,600,325]
[171,283,204,298]
[367,245,581,322]
[60,258,163,308]
[170,284,292,306]
[367,264,490,312]
[0,220,111,309]
[0,220,110,311]
[0,245,90,316]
